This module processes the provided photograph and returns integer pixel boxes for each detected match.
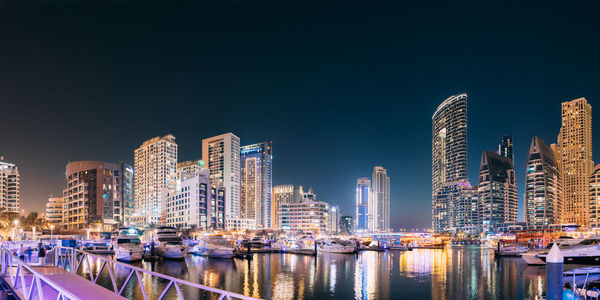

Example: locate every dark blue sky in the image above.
[2,0,600,229]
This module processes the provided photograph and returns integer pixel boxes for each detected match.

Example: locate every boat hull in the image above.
[156,246,189,259]
[540,255,600,265]
[115,249,144,262]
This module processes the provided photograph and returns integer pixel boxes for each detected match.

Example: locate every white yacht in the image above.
[521,236,583,265]
[538,238,600,264]
[113,228,144,262]
[154,227,189,259]
[193,236,235,258]
[495,243,530,256]
[318,239,356,253]
[269,239,287,251]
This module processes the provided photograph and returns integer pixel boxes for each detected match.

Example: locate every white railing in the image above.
[53,246,261,300]
[0,247,80,300]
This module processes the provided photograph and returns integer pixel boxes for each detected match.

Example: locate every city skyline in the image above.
[4,1,600,229]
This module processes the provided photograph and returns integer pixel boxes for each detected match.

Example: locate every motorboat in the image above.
[113,228,144,262]
[318,239,356,253]
[388,240,412,251]
[154,227,189,259]
[193,236,235,258]
[521,236,584,265]
[538,238,600,264]
[495,243,529,256]
[248,236,267,249]
[269,239,287,251]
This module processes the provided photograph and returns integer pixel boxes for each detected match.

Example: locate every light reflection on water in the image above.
[86,246,545,299]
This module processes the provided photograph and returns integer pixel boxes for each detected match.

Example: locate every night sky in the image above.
[2,0,600,229]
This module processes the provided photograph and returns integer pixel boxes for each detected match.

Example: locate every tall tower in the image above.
[0,157,20,213]
[134,134,178,224]
[524,137,561,229]
[355,178,371,232]
[478,151,518,233]
[202,133,241,222]
[371,166,390,231]
[240,141,273,228]
[557,98,593,226]
[498,135,514,161]
[432,94,468,230]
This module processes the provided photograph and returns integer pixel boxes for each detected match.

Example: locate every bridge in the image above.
[0,244,261,300]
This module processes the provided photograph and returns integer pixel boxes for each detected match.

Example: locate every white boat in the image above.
[269,239,287,251]
[318,239,356,253]
[495,244,529,256]
[154,227,189,259]
[193,236,235,258]
[538,238,600,264]
[521,237,583,265]
[294,236,315,250]
[113,228,144,262]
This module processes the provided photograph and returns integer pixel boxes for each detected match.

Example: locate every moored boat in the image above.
[318,239,356,253]
[113,228,144,262]
[154,227,189,259]
[193,236,235,258]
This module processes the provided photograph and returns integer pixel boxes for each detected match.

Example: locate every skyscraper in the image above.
[434,180,478,234]
[355,177,370,232]
[524,137,561,229]
[202,133,241,222]
[478,151,518,233]
[432,94,468,230]
[240,142,273,228]
[557,97,593,226]
[371,166,390,232]
[134,134,178,224]
[0,157,20,213]
[498,135,514,161]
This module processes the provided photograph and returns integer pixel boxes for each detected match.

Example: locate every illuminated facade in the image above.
[355,177,370,232]
[329,205,341,233]
[177,160,206,180]
[0,157,19,213]
[46,197,63,224]
[240,142,273,228]
[524,137,561,229]
[134,134,178,224]
[280,199,330,232]
[478,151,518,233]
[557,97,593,226]
[498,135,514,160]
[63,161,133,229]
[340,215,353,234]
[590,165,600,228]
[433,180,478,234]
[202,133,241,222]
[432,94,468,232]
[371,166,390,231]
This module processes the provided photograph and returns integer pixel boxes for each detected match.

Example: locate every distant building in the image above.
[478,151,518,233]
[340,216,353,234]
[46,197,63,224]
[0,157,20,213]
[134,135,178,224]
[329,205,341,233]
[225,218,256,231]
[240,142,273,228]
[63,161,133,229]
[202,133,241,221]
[371,166,390,232]
[177,160,206,180]
[272,185,294,229]
[433,180,478,234]
[557,98,593,226]
[355,178,370,232]
[280,199,330,232]
[164,169,225,229]
[498,135,514,161]
[432,94,468,232]
[590,165,600,229]
[524,137,561,229]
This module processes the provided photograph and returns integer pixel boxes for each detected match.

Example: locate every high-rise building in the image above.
[280,199,330,232]
[524,137,561,229]
[478,151,518,233]
[433,180,478,234]
[557,98,593,226]
[432,94,468,230]
[272,184,296,229]
[240,142,273,228]
[355,178,370,232]
[498,135,514,161]
[0,157,19,213]
[164,169,225,229]
[177,160,206,181]
[590,165,600,228]
[202,133,241,222]
[371,166,390,232]
[134,134,178,224]
[340,216,353,234]
[46,197,63,224]
[63,161,133,229]
[329,205,341,233]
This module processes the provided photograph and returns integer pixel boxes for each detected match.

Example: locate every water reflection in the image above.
[86,247,546,299]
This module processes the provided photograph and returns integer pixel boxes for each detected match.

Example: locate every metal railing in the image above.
[0,247,80,300]
[54,246,261,300]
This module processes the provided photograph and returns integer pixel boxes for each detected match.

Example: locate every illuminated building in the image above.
[355,177,370,232]
[432,94,468,232]
[556,97,593,226]
[202,133,241,224]
[524,136,561,229]
[590,165,600,228]
[46,197,63,224]
[434,180,478,234]
[164,169,224,229]
[340,216,353,234]
[177,159,206,180]
[371,166,390,231]
[329,205,341,233]
[498,135,514,160]
[240,142,273,228]
[0,157,20,213]
[134,134,178,224]
[225,218,256,231]
[63,161,133,229]
[280,190,330,232]
[478,151,518,233]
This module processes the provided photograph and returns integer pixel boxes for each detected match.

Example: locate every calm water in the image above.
[90,246,547,299]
